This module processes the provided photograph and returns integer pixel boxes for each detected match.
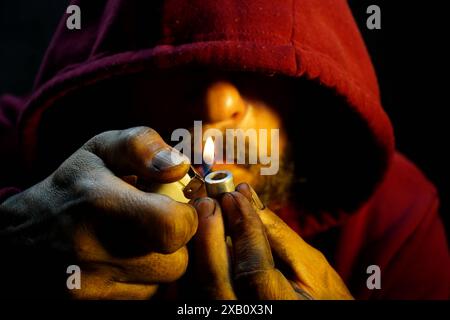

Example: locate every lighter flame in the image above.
[203,136,215,165]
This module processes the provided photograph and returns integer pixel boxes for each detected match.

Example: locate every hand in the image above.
[190,183,353,300]
[0,127,198,299]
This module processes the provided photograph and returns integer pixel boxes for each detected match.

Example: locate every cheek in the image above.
[210,102,288,188]
[242,103,281,129]
[241,103,287,152]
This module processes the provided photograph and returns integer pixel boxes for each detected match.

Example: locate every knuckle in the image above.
[84,130,117,151]
[230,191,247,203]
[52,164,76,191]
[52,152,93,193]
[142,247,189,282]
[77,173,112,210]
[262,211,280,230]
[120,127,159,160]
[84,186,116,213]
[175,249,190,277]
[312,246,327,262]
[157,202,197,253]
[161,247,189,281]
[123,127,157,147]
[152,246,189,282]
[229,210,261,234]
[228,215,247,232]
[64,161,108,200]
[85,127,159,156]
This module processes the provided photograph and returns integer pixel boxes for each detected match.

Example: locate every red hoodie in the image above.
[0,0,448,299]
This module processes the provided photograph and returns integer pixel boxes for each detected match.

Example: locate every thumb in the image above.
[84,126,190,183]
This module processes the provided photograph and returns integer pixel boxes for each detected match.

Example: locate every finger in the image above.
[80,171,198,254]
[191,198,236,299]
[259,208,353,300]
[84,126,190,183]
[74,226,190,284]
[235,183,253,201]
[234,185,313,299]
[221,192,274,273]
[259,206,315,268]
[236,183,311,267]
[236,183,265,210]
[240,185,352,300]
[71,272,159,300]
[221,192,297,299]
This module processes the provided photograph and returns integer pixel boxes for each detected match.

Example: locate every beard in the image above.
[250,144,295,210]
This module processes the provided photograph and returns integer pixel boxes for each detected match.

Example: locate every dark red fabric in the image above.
[1,0,448,299]
[279,153,449,299]
[0,94,25,196]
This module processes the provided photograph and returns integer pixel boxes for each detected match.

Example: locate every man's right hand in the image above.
[0,127,198,299]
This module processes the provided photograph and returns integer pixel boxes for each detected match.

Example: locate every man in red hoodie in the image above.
[0,1,448,299]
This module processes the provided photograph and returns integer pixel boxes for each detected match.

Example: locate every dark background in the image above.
[0,0,448,235]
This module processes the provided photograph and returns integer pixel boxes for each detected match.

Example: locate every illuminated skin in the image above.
[202,81,287,187]
[180,78,352,299]
[129,73,353,299]
[0,73,352,299]
[128,72,289,191]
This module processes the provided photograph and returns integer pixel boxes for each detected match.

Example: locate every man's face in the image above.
[127,71,293,206]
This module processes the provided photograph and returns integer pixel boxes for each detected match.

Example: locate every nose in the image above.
[204,81,246,124]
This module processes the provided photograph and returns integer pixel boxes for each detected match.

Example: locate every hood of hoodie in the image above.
[18,0,395,233]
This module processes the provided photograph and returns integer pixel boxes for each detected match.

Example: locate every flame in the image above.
[203,136,215,165]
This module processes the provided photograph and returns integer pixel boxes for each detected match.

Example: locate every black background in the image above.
[0,0,448,236]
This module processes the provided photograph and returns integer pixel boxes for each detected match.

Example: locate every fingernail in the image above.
[249,187,265,210]
[193,198,216,217]
[151,148,190,171]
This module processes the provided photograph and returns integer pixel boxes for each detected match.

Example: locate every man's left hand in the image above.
[189,183,354,300]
